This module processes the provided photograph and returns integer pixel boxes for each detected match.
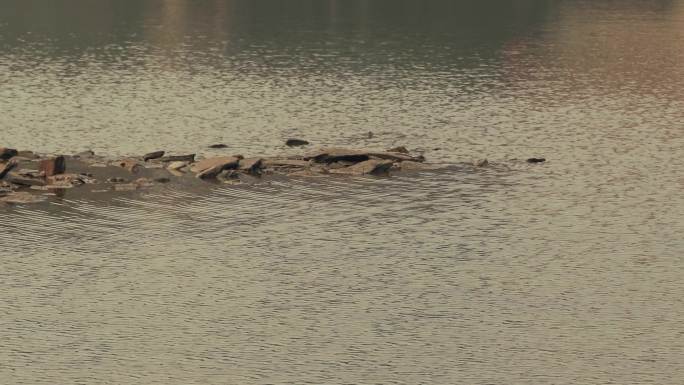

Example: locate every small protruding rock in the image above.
[286,139,310,147]
[367,131,374,139]
[475,159,489,167]
[0,148,18,161]
[527,158,546,163]
[107,177,127,183]
[160,154,196,163]
[208,144,228,149]
[387,146,409,154]
[166,161,188,171]
[39,156,66,177]
[74,150,95,158]
[143,150,165,161]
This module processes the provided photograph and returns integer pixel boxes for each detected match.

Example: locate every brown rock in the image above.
[0,161,17,180]
[160,154,195,162]
[39,156,66,177]
[262,158,310,168]
[116,159,141,173]
[304,148,422,164]
[329,159,393,176]
[143,150,165,161]
[190,156,240,174]
[7,174,46,187]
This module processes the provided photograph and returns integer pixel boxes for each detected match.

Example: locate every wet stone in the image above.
[143,150,165,161]
[0,148,18,161]
[116,159,141,173]
[0,161,17,180]
[387,146,409,154]
[527,158,546,163]
[39,156,66,177]
[329,159,394,176]
[286,138,310,147]
[208,144,228,149]
[160,154,195,163]
[190,156,240,174]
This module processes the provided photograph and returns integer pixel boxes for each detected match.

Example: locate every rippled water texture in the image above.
[2,1,684,384]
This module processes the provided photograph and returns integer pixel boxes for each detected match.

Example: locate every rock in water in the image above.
[286,139,310,147]
[387,146,409,154]
[0,148,18,160]
[329,159,394,176]
[117,159,141,173]
[527,158,546,163]
[238,158,263,175]
[208,144,228,149]
[191,156,241,179]
[143,150,165,161]
[0,161,17,179]
[39,156,66,177]
[304,148,422,164]
[160,154,196,162]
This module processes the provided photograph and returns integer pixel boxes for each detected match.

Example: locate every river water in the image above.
[1,1,684,384]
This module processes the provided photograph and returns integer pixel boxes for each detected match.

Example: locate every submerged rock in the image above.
[0,191,47,204]
[329,159,393,176]
[527,158,546,163]
[286,138,310,147]
[143,150,165,161]
[6,173,46,187]
[304,148,422,164]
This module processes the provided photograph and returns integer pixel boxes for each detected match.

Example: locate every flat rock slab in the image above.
[304,148,422,164]
[160,154,196,163]
[190,156,240,174]
[329,159,394,176]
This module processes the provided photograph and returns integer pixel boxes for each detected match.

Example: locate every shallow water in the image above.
[2,1,684,384]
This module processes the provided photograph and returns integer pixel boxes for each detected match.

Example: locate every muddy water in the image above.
[1,0,684,384]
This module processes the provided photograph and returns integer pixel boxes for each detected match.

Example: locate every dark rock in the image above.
[0,161,17,180]
[143,150,165,161]
[387,146,409,154]
[527,158,546,163]
[329,159,393,176]
[262,158,310,168]
[154,177,171,183]
[304,148,422,164]
[208,144,228,149]
[286,139,310,147]
[238,158,263,175]
[0,148,18,160]
[107,177,127,183]
[367,131,374,139]
[160,154,196,163]
[39,156,66,177]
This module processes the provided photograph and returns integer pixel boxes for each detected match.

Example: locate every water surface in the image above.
[1,1,684,384]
